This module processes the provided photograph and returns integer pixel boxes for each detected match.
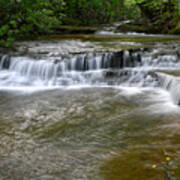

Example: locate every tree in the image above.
[63,0,125,25]
[0,0,65,47]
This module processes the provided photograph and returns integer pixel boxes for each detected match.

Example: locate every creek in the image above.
[0,29,180,180]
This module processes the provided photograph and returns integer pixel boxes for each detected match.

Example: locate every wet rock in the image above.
[54,59,61,64]
[0,55,11,69]
[116,22,151,33]
[175,48,180,58]
[168,23,180,35]
[110,51,123,68]
[53,25,99,34]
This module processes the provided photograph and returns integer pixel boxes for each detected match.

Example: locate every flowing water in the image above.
[0,31,180,180]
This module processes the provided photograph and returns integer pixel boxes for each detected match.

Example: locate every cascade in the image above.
[0,49,179,92]
[156,72,180,105]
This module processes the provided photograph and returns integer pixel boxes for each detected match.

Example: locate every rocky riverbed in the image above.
[0,31,180,180]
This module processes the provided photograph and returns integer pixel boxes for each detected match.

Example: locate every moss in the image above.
[116,20,180,35]
[100,145,180,180]
[53,25,99,34]
[100,149,165,180]
[38,34,180,44]
[116,23,151,33]
[168,23,180,35]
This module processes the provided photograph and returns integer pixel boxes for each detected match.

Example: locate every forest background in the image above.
[0,0,179,47]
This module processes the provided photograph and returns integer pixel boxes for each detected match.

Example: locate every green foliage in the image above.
[124,0,180,33]
[124,0,141,19]
[63,0,125,25]
[0,0,65,47]
[63,0,179,33]
[0,0,179,47]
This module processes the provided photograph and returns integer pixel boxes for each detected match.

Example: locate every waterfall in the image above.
[0,50,143,73]
[156,72,180,105]
[0,49,179,95]
[141,55,179,68]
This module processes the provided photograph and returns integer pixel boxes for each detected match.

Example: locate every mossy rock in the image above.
[168,23,180,35]
[116,23,152,33]
[53,25,99,34]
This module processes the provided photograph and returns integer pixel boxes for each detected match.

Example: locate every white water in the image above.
[0,49,180,105]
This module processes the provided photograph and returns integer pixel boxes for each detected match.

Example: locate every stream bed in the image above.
[0,32,180,180]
